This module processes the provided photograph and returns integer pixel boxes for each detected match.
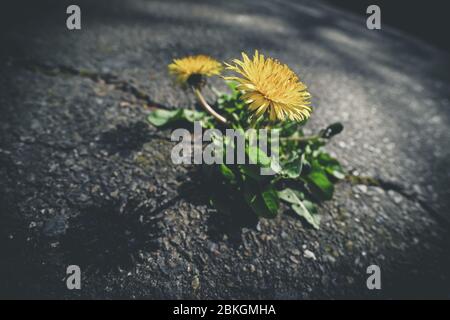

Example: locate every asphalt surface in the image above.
[0,0,449,299]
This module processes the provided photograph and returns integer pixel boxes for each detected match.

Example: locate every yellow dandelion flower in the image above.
[168,55,222,86]
[224,50,312,122]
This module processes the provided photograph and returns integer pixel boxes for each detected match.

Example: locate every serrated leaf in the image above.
[317,153,345,180]
[148,108,207,127]
[291,203,320,230]
[278,188,320,229]
[183,109,205,122]
[147,109,182,127]
[278,188,305,204]
[306,161,334,201]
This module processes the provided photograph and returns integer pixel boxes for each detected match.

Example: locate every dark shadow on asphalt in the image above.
[98,121,154,157]
[177,168,259,246]
[61,197,162,273]
[0,196,59,299]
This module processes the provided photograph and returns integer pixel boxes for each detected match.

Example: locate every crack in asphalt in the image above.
[10,58,168,110]
[347,174,450,229]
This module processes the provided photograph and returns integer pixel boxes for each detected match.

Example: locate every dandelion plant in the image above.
[148,51,344,229]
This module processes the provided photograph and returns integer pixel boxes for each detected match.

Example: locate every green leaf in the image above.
[328,169,345,180]
[261,187,279,217]
[148,108,207,127]
[302,200,318,215]
[291,203,320,230]
[219,164,236,182]
[306,161,334,200]
[301,158,312,175]
[270,159,282,175]
[244,182,279,219]
[317,153,345,180]
[247,146,271,167]
[278,188,320,229]
[281,155,302,179]
[226,81,238,93]
[317,153,340,167]
[147,109,182,127]
[279,122,300,137]
[278,188,305,204]
[239,164,263,181]
[320,122,344,139]
[182,109,205,122]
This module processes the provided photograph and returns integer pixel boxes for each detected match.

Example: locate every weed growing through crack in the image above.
[148,51,344,229]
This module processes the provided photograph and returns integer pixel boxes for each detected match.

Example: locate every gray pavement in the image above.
[0,0,449,298]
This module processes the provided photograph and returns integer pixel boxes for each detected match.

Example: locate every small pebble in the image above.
[303,249,317,260]
[192,276,200,290]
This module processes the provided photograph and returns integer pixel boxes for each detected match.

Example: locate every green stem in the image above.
[280,135,320,142]
[192,87,227,124]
